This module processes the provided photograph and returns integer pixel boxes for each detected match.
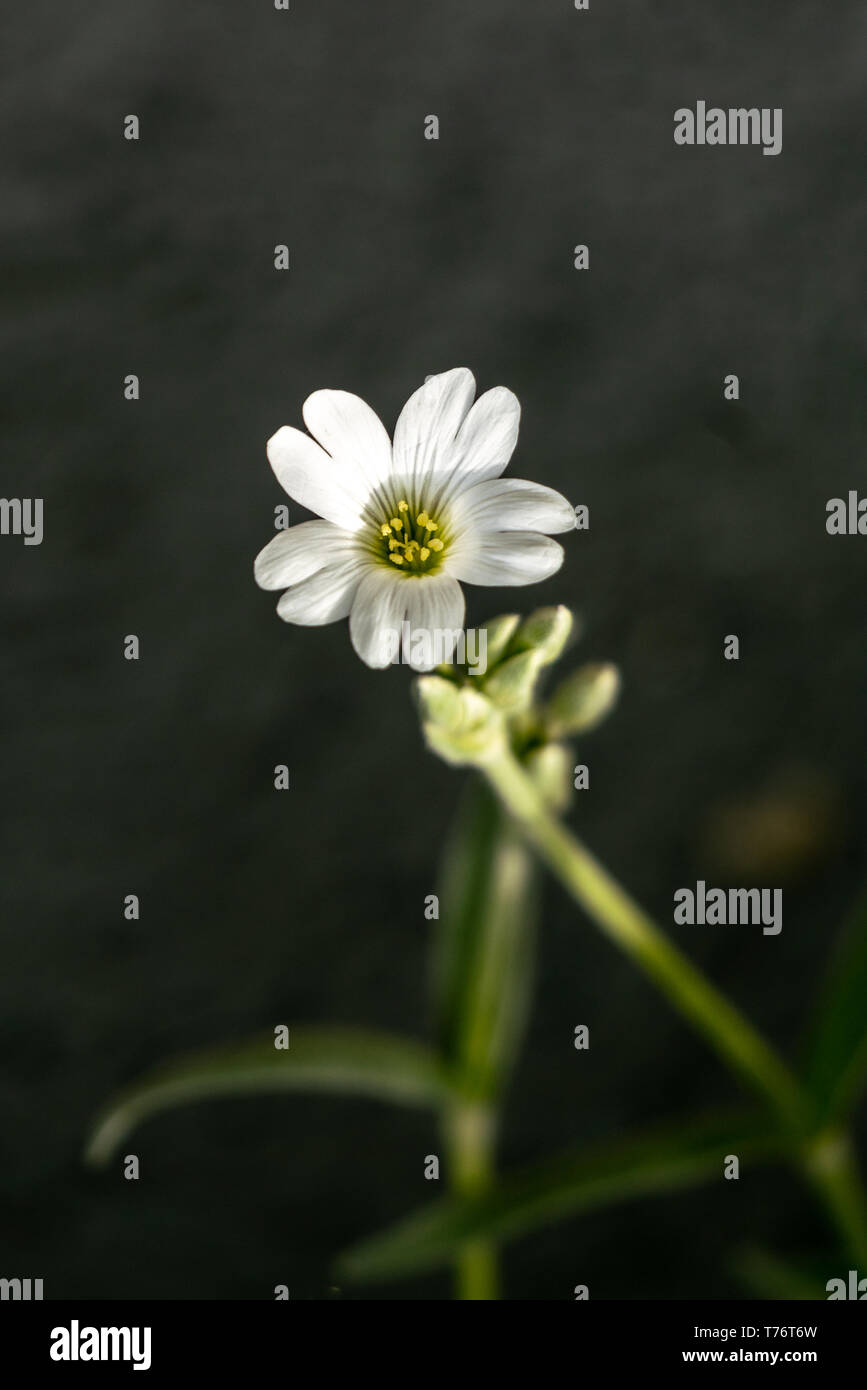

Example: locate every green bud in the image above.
[544,662,621,738]
[415,674,463,727]
[477,613,521,672]
[507,605,574,666]
[524,742,572,812]
[482,648,544,712]
[415,677,505,766]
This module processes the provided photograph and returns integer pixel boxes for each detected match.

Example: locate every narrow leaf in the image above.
[805,890,867,1121]
[85,1027,450,1168]
[731,1246,829,1300]
[338,1111,784,1282]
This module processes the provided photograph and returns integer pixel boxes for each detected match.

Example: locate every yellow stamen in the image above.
[376,500,444,571]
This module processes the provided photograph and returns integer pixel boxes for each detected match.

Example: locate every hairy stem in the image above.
[443,1101,499,1300]
[482,748,807,1132]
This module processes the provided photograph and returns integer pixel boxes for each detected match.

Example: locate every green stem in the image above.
[444,1101,499,1300]
[435,774,551,1299]
[482,749,808,1133]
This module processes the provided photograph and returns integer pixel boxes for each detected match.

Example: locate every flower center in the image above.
[377,499,445,574]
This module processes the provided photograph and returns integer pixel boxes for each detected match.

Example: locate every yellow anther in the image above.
[377,501,442,570]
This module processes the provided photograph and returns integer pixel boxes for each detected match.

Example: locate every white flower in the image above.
[254,368,575,670]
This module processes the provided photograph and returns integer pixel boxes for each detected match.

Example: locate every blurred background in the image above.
[1,0,865,1299]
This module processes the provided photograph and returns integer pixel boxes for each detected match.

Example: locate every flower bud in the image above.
[508,605,574,666]
[415,677,505,766]
[544,663,621,738]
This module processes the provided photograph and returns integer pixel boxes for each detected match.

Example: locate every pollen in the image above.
[375,500,445,574]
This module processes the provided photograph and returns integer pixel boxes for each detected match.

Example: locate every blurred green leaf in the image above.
[85,1028,451,1168]
[805,890,867,1122]
[731,1246,829,1300]
[338,1110,785,1282]
[433,781,539,1101]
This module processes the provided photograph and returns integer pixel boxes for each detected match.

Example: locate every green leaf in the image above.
[433,781,539,1101]
[337,1111,784,1283]
[804,890,867,1121]
[85,1028,451,1168]
[731,1246,829,1300]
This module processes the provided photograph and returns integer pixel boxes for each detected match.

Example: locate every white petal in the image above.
[254,520,359,591]
[446,531,565,587]
[448,478,575,535]
[266,426,365,530]
[392,369,476,494]
[275,557,367,626]
[401,573,466,670]
[349,568,410,669]
[444,385,521,490]
[302,389,393,493]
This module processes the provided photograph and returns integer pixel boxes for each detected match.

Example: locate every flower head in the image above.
[254,368,575,669]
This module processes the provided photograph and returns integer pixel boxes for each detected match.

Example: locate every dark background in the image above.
[1,0,865,1299]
